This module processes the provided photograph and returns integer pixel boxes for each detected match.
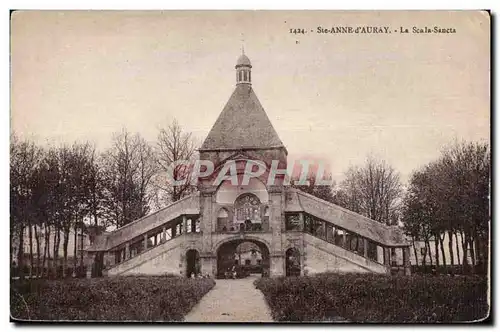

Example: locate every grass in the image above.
[254,273,489,323]
[11,275,215,321]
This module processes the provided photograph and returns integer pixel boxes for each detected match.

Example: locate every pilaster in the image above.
[268,185,284,255]
[363,238,369,258]
[200,187,216,254]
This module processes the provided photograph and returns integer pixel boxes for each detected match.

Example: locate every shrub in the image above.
[255,273,489,322]
[11,276,215,321]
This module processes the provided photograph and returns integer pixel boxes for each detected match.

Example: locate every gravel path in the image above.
[184,275,273,322]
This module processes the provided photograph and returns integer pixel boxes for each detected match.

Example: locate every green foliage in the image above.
[255,273,489,322]
[11,276,215,321]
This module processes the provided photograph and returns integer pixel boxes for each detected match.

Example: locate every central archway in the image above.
[216,238,270,279]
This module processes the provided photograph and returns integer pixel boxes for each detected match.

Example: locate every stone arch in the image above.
[186,249,201,277]
[264,206,270,217]
[213,235,272,254]
[217,207,230,232]
[285,247,301,276]
[214,236,271,279]
[234,192,261,223]
[215,176,269,204]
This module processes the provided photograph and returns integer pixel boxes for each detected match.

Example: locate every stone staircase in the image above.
[85,194,201,276]
[303,233,388,274]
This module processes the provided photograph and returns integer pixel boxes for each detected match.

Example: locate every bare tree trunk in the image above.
[52,226,58,278]
[412,238,419,267]
[41,225,48,278]
[34,225,41,277]
[454,231,461,265]
[73,222,78,276]
[62,228,69,278]
[45,225,51,278]
[439,234,447,267]
[472,229,483,269]
[53,225,61,278]
[28,224,33,278]
[79,217,84,270]
[17,226,25,280]
[461,231,469,273]
[448,230,454,266]
[425,240,433,265]
[473,234,485,273]
[434,236,440,267]
[468,236,476,266]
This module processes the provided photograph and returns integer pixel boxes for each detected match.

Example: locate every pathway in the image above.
[184,275,273,322]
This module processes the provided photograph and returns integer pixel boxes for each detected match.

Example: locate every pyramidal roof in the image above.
[201,56,285,151]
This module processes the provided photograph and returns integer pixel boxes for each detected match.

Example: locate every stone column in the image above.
[125,242,130,260]
[200,254,215,277]
[298,212,304,232]
[268,185,284,256]
[363,238,369,258]
[143,234,148,251]
[162,226,166,243]
[377,245,384,264]
[183,215,188,234]
[200,189,215,255]
[342,230,347,249]
[270,254,285,277]
[403,246,411,276]
[300,238,306,276]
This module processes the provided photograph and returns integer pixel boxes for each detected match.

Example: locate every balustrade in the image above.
[289,211,385,265]
[217,221,269,233]
[107,215,200,268]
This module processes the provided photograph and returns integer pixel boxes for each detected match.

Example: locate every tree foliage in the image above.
[333,157,403,225]
[402,140,490,271]
[101,129,157,227]
[153,120,198,207]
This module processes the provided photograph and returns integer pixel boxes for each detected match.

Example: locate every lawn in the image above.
[255,273,489,323]
[11,276,215,321]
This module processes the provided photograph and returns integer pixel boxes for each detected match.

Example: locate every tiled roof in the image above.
[200,84,284,151]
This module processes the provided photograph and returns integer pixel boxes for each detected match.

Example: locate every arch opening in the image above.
[285,248,301,276]
[216,239,270,279]
[186,249,201,277]
[215,176,269,204]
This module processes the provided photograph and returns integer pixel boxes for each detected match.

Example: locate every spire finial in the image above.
[240,33,245,55]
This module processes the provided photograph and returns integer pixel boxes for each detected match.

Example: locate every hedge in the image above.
[11,276,215,321]
[255,273,489,322]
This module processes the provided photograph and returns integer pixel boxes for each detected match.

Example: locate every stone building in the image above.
[85,53,410,277]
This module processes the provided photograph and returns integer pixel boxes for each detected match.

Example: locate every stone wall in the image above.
[107,233,203,276]
[303,233,388,274]
[88,194,200,252]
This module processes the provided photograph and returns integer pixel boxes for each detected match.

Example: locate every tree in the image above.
[291,174,335,203]
[154,120,197,207]
[10,134,43,279]
[334,156,403,225]
[402,140,490,273]
[402,167,440,266]
[101,129,157,227]
[440,141,490,271]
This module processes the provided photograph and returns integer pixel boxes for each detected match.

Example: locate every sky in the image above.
[11,10,490,184]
